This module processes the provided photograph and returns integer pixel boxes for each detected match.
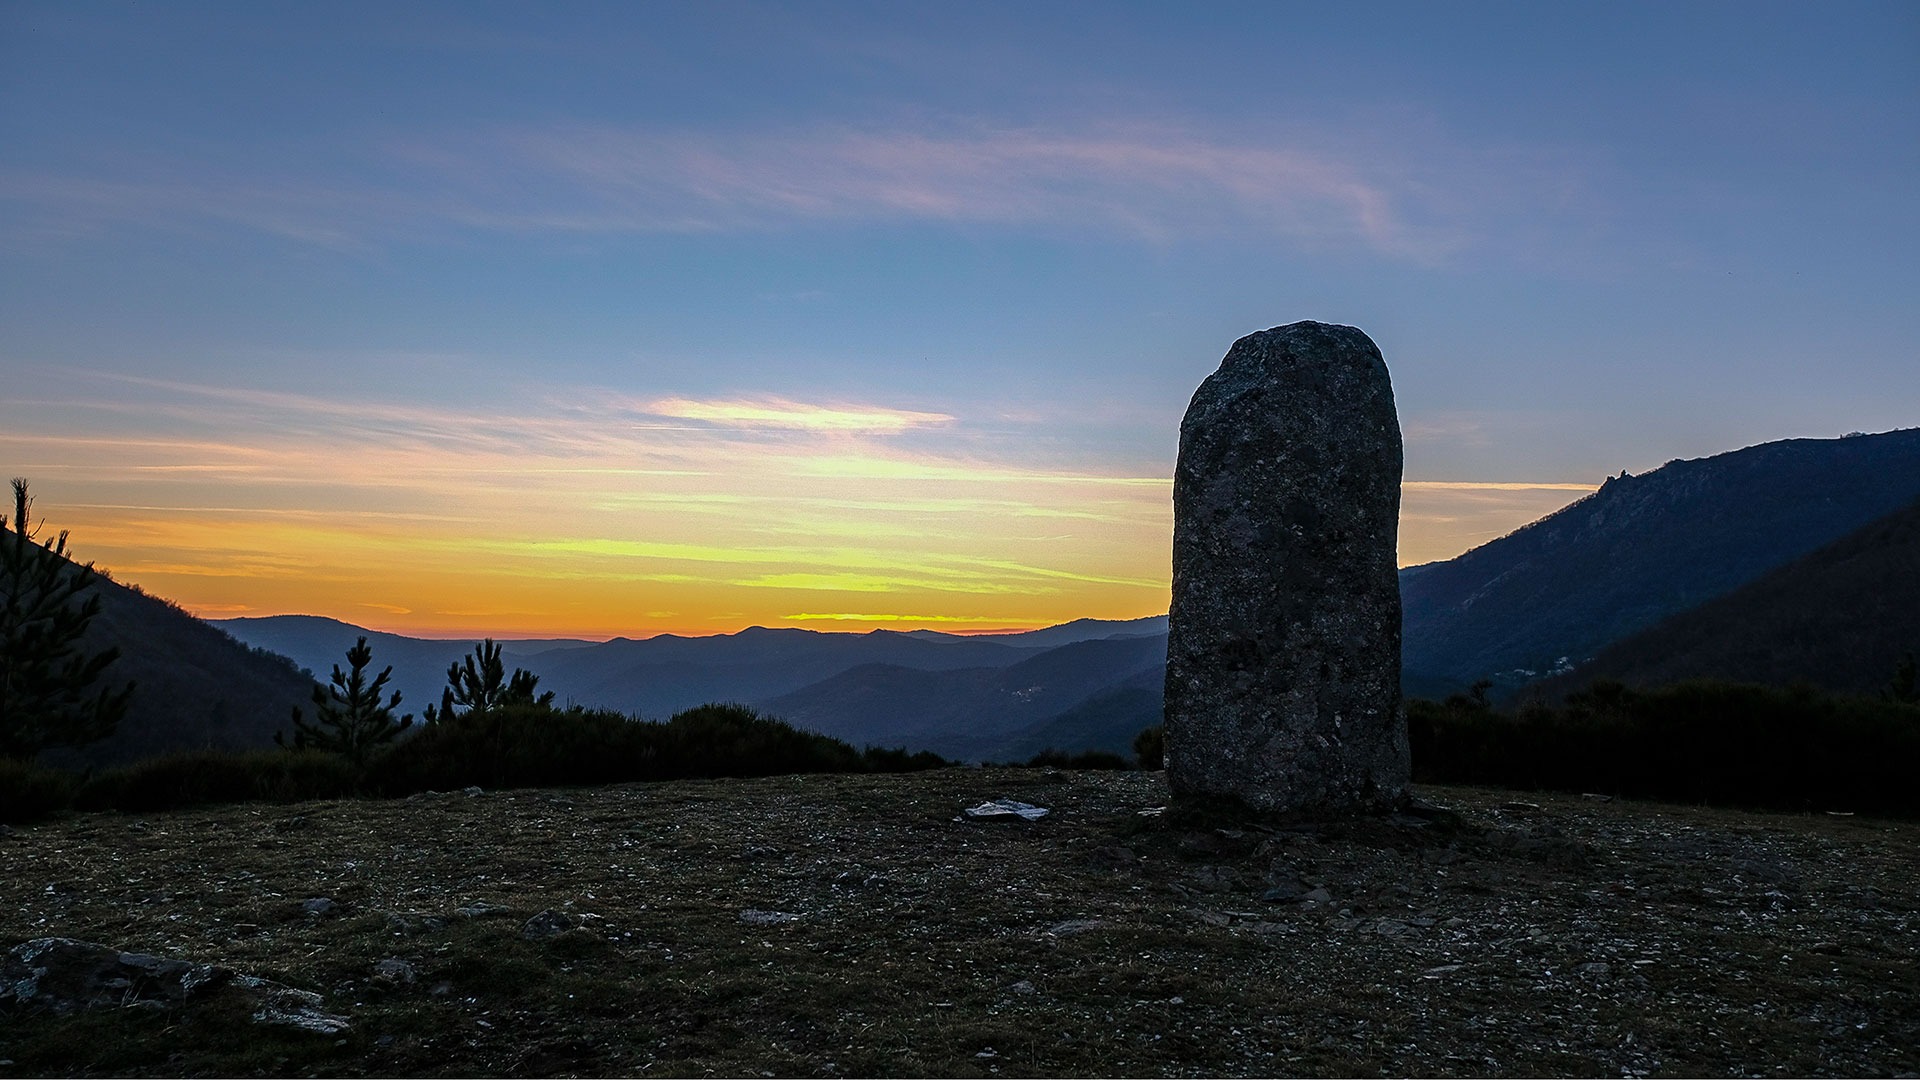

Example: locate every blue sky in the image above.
[1,1,1915,636]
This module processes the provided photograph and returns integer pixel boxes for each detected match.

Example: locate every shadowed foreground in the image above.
[2,769,1914,1077]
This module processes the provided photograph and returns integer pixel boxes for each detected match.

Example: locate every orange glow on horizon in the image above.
[8,381,1595,639]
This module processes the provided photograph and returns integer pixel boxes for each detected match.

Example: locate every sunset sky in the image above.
[2,2,1915,639]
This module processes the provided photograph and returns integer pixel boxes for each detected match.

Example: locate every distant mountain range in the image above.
[211,613,1170,761]
[42,428,1920,766]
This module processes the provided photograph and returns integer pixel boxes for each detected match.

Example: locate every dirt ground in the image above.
[2,768,1916,1077]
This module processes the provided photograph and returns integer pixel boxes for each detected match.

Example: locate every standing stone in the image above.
[1165,321,1408,816]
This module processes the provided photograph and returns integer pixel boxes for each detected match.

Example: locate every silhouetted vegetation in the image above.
[1888,651,1918,704]
[1410,677,1920,817]
[0,479,133,760]
[1132,724,1164,770]
[1023,746,1132,770]
[74,749,361,813]
[425,638,553,723]
[3,702,948,822]
[277,636,412,765]
[0,757,79,822]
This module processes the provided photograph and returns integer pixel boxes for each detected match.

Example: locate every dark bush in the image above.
[0,757,78,823]
[1025,747,1133,770]
[368,704,653,794]
[1132,725,1164,770]
[858,745,949,772]
[367,702,947,796]
[1410,679,1920,817]
[75,750,360,814]
[29,702,948,816]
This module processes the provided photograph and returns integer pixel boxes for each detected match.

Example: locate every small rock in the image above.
[739,909,801,927]
[1301,887,1333,905]
[370,958,415,987]
[521,910,574,941]
[463,786,484,797]
[961,800,1049,822]
[1043,919,1105,937]
[384,911,446,935]
[301,897,337,917]
[454,901,511,919]
[1261,868,1310,902]
[234,975,350,1035]
[1009,980,1037,995]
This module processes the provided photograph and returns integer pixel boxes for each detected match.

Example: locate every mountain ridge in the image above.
[1402,427,1920,692]
[1527,495,1920,698]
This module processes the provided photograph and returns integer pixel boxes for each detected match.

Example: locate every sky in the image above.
[2,1,1915,639]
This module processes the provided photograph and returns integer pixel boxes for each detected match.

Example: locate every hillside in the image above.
[760,633,1168,760]
[2,772,1914,1077]
[1402,427,1920,692]
[48,575,318,768]
[1529,496,1920,697]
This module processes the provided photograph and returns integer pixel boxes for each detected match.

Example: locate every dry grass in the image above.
[2,769,1915,1077]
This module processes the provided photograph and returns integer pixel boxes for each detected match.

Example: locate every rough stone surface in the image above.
[2,937,347,1033]
[2,937,226,1013]
[1165,320,1409,816]
[520,909,574,941]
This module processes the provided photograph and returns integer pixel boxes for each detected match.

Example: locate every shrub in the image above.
[1132,725,1164,770]
[367,701,942,796]
[651,703,866,779]
[859,745,948,772]
[75,750,361,814]
[1025,747,1132,770]
[1409,679,1920,817]
[0,757,78,823]
[368,704,654,794]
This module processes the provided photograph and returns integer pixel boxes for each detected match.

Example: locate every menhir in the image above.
[1164,320,1409,816]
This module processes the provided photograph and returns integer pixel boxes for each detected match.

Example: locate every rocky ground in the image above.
[1,768,1915,1077]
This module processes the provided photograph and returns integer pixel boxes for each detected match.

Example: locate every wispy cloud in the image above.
[2,114,1589,261]
[484,121,1453,255]
[784,612,1012,624]
[648,396,953,434]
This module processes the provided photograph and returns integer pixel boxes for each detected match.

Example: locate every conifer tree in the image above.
[428,638,553,723]
[278,636,411,764]
[1889,652,1919,705]
[0,479,133,759]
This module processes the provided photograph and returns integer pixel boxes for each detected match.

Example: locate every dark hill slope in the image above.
[761,634,1169,760]
[996,663,1164,762]
[1402,428,1920,691]
[46,577,318,767]
[1529,497,1920,697]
